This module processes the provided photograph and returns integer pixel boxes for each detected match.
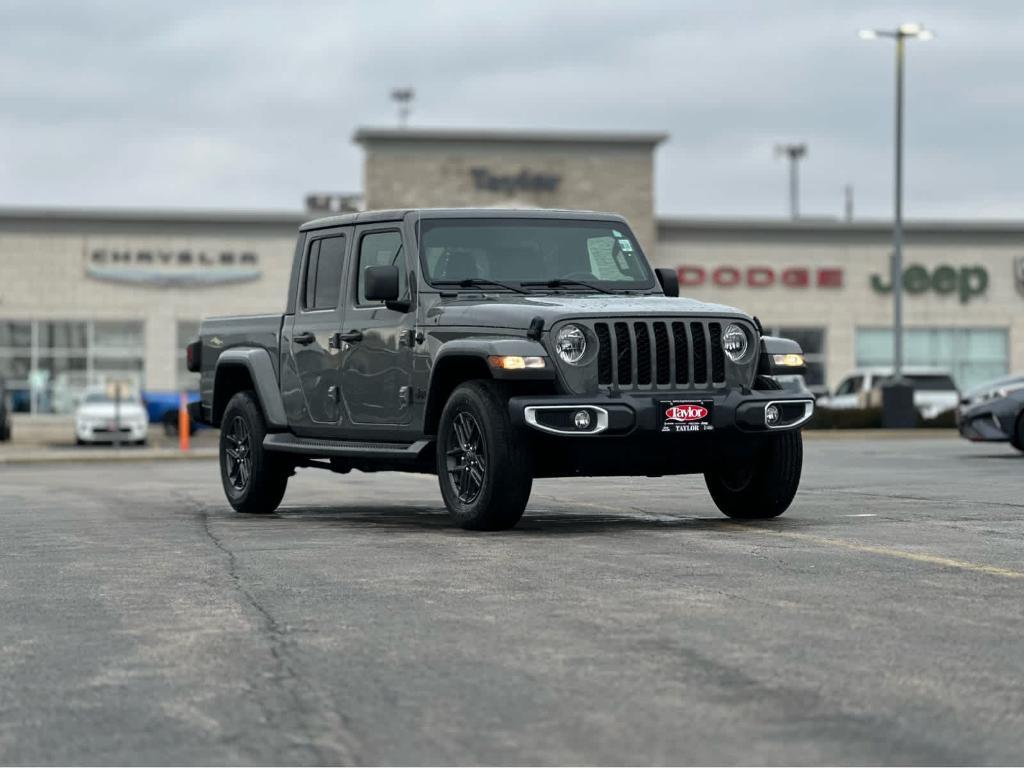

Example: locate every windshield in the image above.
[419,218,654,290]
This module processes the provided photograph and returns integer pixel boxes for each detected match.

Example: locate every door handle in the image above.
[293,331,316,345]
[337,330,363,343]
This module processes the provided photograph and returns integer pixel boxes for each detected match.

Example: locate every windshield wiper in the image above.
[519,278,615,295]
[433,278,529,294]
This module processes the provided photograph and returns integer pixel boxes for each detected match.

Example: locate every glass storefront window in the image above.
[856,328,1008,391]
[0,319,145,414]
[39,321,88,350]
[0,321,31,348]
[93,321,144,349]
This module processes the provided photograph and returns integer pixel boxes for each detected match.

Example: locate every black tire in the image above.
[219,390,289,515]
[436,380,533,530]
[704,376,803,520]
[0,422,9,442]
[1011,412,1024,453]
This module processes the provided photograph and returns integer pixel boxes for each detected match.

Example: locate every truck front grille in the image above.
[593,319,727,390]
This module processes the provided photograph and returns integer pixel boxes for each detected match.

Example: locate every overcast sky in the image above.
[1,1,1021,219]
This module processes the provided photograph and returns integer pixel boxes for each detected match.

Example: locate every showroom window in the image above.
[176,321,201,391]
[0,319,145,414]
[855,328,1007,391]
[763,326,826,386]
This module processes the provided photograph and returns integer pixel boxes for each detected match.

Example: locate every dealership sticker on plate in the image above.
[660,400,714,433]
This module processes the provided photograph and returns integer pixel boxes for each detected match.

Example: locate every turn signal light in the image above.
[487,355,547,370]
[772,353,805,367]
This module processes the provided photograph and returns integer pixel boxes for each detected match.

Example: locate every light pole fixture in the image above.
[859,23,933,382]
[390,87,415,128]
[775,143,807,219]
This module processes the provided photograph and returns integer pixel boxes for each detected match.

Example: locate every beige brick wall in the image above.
[362,139,659,256]
[0,225,297,391]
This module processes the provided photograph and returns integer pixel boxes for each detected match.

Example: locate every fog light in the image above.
[574,409,592,430]
[764,404,781,426]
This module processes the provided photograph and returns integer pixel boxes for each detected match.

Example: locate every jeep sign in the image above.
[870,264,988,304]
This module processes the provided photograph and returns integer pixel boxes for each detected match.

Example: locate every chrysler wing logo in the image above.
[85,248,261,288]
[1015,256,1024,297]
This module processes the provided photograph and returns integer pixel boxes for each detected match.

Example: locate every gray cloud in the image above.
[0,0,1021,219]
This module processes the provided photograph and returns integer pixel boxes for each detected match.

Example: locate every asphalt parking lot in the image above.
[1,435,1022,765]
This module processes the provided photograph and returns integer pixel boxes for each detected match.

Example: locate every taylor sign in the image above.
[676,265,844,288]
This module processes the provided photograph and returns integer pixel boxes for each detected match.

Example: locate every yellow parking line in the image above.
[726,526,1024,579]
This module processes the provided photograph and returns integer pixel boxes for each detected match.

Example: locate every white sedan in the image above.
[75,388,149,445]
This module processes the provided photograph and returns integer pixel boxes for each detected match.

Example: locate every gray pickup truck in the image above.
[187,208,813,530]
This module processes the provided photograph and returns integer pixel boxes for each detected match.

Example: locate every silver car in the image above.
[957,374,1024,451]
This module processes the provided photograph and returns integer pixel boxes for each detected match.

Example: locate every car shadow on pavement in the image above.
[957,452,1023,460]
[272,504,803,536]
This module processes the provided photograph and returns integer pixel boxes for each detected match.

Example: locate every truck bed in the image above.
[198,313,284,401]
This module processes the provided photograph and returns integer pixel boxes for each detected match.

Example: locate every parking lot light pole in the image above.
[859,23,932,380]
[860,23,932,427]
[775,143,807,220]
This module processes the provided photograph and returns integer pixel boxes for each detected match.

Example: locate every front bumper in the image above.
[956,399,1016,442]
[76,421,148,443]
[509,389,814,437]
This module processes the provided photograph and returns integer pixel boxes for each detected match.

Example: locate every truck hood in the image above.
[426,294,749,329]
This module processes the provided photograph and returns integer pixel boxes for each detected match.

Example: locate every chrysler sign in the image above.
[86,248,261,287]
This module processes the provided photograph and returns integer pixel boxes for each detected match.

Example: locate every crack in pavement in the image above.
[184,494,361,765]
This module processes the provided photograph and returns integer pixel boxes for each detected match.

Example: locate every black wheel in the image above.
[704,376,803,520]
[436,380,532,530]
[1011,412,1024,453]
[220,390,289,515]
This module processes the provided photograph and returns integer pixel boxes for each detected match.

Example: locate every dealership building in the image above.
[1,126,1021,414]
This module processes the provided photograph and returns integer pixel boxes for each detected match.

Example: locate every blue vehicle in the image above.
[142,390,203,436]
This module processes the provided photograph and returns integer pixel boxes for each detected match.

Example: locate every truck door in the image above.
[284,228,349,434]
[337,225,416,436]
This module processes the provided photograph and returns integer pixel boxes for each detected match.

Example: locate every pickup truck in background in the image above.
[187,208,813,530]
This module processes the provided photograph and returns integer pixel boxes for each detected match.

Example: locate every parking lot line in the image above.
[725,525,1024,580]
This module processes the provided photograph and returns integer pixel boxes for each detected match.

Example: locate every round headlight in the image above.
[555,324,587,365]
[722,323,749,362]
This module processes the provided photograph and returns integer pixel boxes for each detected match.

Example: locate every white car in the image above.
[821,367,959,420]
[75,387,149,445]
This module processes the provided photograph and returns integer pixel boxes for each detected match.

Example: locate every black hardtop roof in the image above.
[299,207,630,232]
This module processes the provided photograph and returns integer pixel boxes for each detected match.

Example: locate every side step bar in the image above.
[263,433,434,460]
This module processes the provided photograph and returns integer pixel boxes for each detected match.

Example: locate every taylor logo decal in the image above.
[665,404,709,422]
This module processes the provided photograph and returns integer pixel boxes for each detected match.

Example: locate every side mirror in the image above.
[364,265,400,302]
[655,268,679,297]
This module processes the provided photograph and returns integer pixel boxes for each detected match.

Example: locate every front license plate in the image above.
[660,400,714,433]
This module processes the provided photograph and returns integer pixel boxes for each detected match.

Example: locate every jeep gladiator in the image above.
[187,209,813,530]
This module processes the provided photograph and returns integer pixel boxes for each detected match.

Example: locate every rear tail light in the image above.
[185,340,202,372]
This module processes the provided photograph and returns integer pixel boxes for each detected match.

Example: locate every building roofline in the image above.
[0,205,307,226]
[353,126,668,146]
[657,215,1024,236]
